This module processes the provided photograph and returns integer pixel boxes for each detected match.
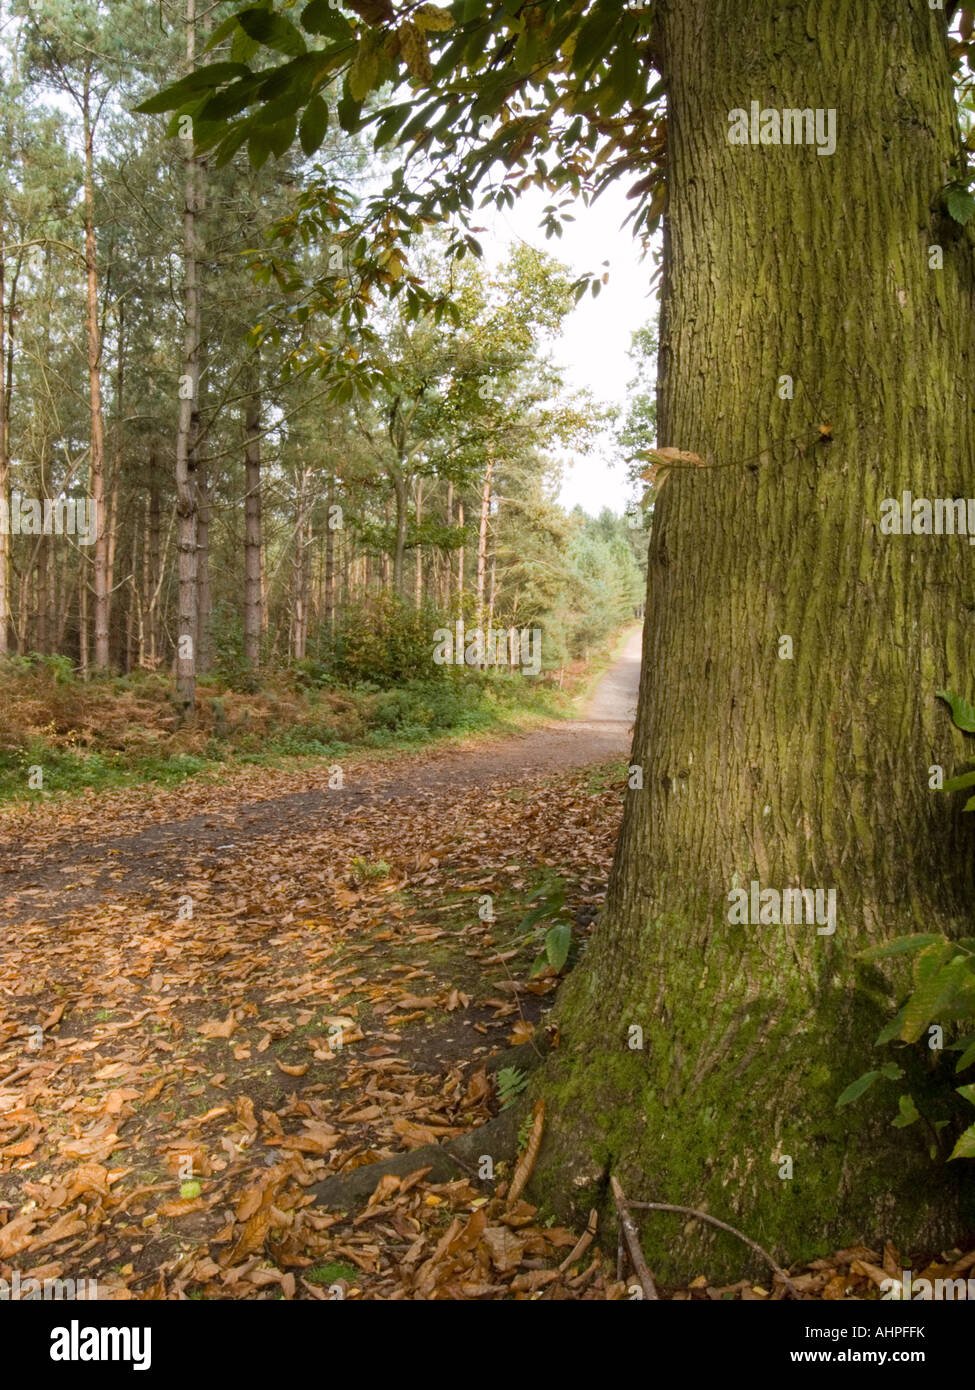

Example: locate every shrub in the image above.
[837,688,975,1161]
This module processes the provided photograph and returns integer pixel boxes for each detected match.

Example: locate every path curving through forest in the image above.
[0,627,643,924]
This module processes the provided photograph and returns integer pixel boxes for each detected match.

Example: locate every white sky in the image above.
[481,183,659,517]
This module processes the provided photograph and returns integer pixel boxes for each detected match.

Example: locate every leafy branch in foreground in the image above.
[837,688,975,1161]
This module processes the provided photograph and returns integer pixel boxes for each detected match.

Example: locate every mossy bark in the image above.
[533,0,975,1281]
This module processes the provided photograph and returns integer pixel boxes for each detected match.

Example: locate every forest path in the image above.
[0,626,642,925]
[0,634,640,1296]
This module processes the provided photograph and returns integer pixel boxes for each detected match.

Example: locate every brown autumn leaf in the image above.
[508,1019,535,1046]
[156,1197,205,1218]
[275,1059,309,1077]
[507,1099,545,1207]
[198,1011,236,1039]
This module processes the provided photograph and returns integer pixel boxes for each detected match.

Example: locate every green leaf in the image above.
[954,1037,975,1072]
[544,922,573,972]
[299,95,329,155]
[247,125,275,168]
[938,688,975,733]
[373,104,411,150]
[902,951,968,1043]
[943,769,975,792]
[204,14,242,52]
[135,64,252,114]
[337,93,363,132]
[859,933,941,961]
[878,1062,905,1081]
[232,27,261,64]
[238,7,307,56]
[946,186,975,225]
[957,1083,975,1106]
[197,76,265,123]
[837,1070,880,1107]
[891,1093,920,1127]
[518,904,552,932]
[301,0,354,40]
[571,4,618,79]
[948,1121,975,1160]
[875,1006,907,1046]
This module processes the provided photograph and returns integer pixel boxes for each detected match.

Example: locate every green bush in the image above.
[318,598,445,687]
[837,688,975,1162]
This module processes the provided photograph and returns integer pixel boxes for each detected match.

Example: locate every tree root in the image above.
[309,1040,545,1212]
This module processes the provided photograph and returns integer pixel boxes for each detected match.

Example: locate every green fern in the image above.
[496,1065,528,1110]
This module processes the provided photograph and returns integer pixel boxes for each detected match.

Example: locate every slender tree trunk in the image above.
[82,82,109,669]
[342,534,351,613]
[54,539,69,651]
[196,446,211,671]
[174,0,203,708]
[0,222,9,658]
[382,498,391,591]
[105,298,124,660]
[533,0,975,1280]
[138,497,149,668]
[292,467,310,661]
[1,246,23,656]
[486,552,497,635]
[37,246,52,654]
[391,470,408,597]
[148,449,161,666]
[456,500,464,612]
[414,478,423,607]
[442,480,453,610]
[476,447,494,632]
[243,363,262,668]
[324,480,335,633]
[78,564,88,679]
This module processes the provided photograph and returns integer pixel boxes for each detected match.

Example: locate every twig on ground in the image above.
[558,1207,598,1272]
[627,1199,799,1297]
[610,1176,659,1300]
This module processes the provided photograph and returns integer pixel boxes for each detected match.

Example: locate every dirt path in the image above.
[0,638,642,1298]
[0,629,642,925]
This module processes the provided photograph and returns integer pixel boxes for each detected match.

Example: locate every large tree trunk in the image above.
[533,0,975,1282]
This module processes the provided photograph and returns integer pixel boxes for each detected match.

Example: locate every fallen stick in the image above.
[558,1207,598,1272]
[627,1200,799,1297]
[610,1176,659,1300]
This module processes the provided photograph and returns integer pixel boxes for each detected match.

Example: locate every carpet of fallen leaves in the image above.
[1,744,972,1300]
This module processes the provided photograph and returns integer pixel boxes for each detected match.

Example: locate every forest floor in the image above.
[1,627,972,1300]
